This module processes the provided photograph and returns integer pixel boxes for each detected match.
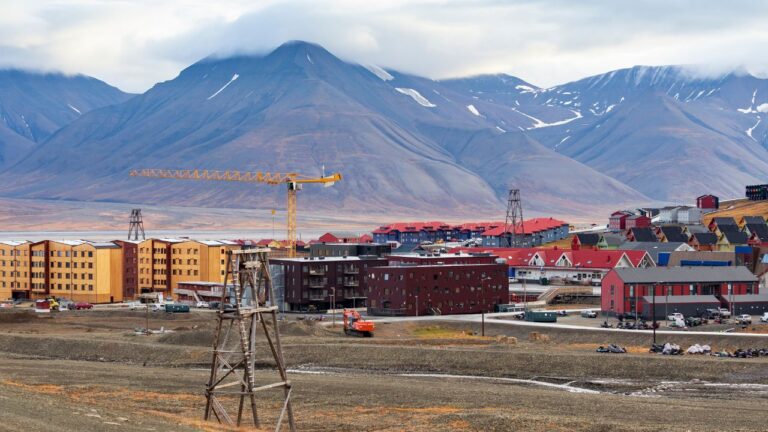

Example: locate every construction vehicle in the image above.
[343,309,375,337]
[129,169,341,257]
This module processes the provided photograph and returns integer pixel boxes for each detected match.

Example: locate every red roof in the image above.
[481,217,567,236]
[448,247,649,270]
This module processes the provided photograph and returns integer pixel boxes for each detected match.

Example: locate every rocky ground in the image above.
[1,309,767,431]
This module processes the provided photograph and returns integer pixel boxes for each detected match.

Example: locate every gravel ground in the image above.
[1,311,767,431]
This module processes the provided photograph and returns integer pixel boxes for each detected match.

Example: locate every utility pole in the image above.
[652,282,659,345]
[503,189,525,248]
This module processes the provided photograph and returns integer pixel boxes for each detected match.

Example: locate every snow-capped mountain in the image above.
[2,42,768,217]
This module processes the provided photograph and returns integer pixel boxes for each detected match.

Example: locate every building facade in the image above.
[137,239,239,297]
[366,262,508,316]
[0,241,31,300]
[601,266,759,318]
[271,256,388,311]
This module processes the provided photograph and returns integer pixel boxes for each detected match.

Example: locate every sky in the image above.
[2,0,768,93]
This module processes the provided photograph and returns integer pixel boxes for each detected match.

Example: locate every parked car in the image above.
[718,308,732,318]
[580,310,597,318]
[195,301,210,309]
[618,312,638,321]
[685,316,702,327]
[72,302,93,310]
[737,314,752,324]
[761,312,768,323]
[128,301,147,310]
[667,312,684,321]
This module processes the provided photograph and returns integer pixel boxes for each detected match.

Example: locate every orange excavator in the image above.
[343,309,375,337]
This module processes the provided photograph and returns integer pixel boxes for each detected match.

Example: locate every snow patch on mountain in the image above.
[365,65,394,81]
[516,84,537,94]
[67,104,81,115]
[757,103,768,113]
[747,117,762,140]
[207,74,239,100]
[466,104,481,116]
[395,88,436,107]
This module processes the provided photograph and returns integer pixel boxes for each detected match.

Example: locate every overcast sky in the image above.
[2,0,768,93]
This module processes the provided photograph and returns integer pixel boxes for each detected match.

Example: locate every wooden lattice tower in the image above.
[503,189,525,247]
[204,248,296,431]
[127,209,146,240]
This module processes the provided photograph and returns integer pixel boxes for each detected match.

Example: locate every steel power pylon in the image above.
[503,189,525,247]
[128,209,146,240]
[204,248,295,431]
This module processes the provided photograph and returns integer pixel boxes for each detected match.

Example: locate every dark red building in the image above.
[624,215,651,229]
[609,211,632,231]
[602,266,758,319]
[696,194,720,210]
[271,256,387,311]
[366,261,508,316]
[113,240,138,300]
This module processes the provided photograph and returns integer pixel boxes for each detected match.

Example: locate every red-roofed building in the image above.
[372,221,503,245]
[480,218,569,247]
[450,247,653,286]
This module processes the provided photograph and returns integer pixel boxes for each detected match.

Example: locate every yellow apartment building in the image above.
[0,241,31,300]
[45,241,124,303]
[138,239,240,297]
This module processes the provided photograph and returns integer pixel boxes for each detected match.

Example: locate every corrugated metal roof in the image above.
[613,266,757,283]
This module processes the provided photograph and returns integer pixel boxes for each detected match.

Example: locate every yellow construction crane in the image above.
[129,169,342,257]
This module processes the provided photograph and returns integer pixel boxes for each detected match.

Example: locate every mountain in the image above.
[0,69,133,167]
[454,66,768,202]
[0,41,649,218]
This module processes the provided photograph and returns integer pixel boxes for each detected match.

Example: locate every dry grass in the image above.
[702,198,768,226]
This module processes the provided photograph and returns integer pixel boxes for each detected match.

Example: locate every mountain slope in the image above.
[0,69,133,167]
[0,42,648,218]
[451,66,768,201]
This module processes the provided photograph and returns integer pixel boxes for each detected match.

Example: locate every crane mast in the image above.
[129,169,341,257]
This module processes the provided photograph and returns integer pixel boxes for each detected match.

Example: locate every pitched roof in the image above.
[721,231,749,245]
[659,226,688,243]
[691,232,718,245]
[613,266,757,283]
[630,227,657,242]
[746,223,768,242]
[742,216,765,225]
[574,233,600,246]
[712,217,738,229]
[601,233,625,247]
[620,242,689,263]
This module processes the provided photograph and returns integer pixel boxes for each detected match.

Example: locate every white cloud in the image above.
[2,0,768,92]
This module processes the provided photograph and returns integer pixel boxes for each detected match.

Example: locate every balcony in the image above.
[343,290,364,299]
[308,278,328,288]
[343,266,359,275]
[308,294,326,301]
[308,267,326,276]
[343,278,359,287]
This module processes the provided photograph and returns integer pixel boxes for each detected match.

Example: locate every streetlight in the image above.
[330,287,336,328]
[481,276,492,337]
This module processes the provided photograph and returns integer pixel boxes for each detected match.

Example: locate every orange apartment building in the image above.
[2,240,124,303]
[0,241,32,300]
[137,239,240,298]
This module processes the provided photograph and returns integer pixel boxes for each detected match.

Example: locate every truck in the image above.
[718,308,731,318]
